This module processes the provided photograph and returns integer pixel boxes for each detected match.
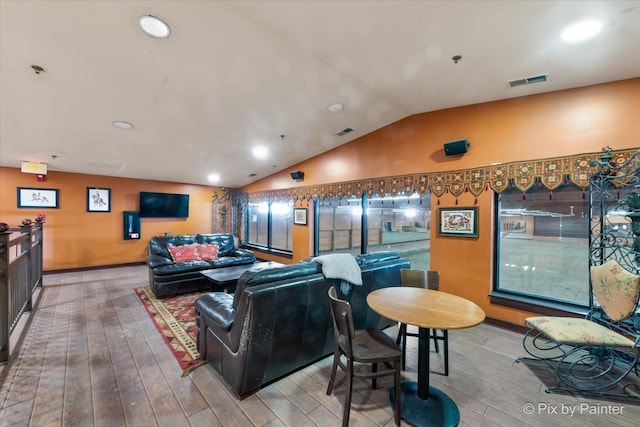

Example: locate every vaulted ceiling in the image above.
[1,1,639,188]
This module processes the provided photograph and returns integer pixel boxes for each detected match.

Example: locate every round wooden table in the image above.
[367,287,485,427]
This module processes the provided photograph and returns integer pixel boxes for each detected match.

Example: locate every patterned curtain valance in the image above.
[247,148,638,203]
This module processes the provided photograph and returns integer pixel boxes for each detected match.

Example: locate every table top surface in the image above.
[367,287,485,330]
[200,261,285,284]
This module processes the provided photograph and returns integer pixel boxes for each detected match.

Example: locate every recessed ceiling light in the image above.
[561,20,602,43]
[327,103,344,113]
[252,146,268,159]
[138,15,171,39]
[112,120,134,129]
[207,173,220,183]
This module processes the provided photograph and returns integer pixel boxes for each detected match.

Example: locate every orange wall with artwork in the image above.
[241,78,640,325]
[0,168,220,271]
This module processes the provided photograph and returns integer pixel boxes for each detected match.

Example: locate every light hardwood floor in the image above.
[0,265,638,426]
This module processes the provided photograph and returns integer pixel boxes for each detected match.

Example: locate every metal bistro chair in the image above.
[326,286,401,427]
[395,269,449,374]
[519,259,640,398]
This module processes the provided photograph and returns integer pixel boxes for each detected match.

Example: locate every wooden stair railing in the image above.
[0,223,43,364]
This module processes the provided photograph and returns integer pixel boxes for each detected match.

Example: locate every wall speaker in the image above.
[444,139,470,156]
[290,171,304,181]
[123,211,141,240]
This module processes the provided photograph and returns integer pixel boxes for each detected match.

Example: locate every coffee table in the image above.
[200,261,285,290]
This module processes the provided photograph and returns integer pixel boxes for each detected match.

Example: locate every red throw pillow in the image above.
[196,243,219,261]
[167,243,201,262]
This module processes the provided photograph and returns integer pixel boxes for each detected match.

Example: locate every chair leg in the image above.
[393,360,401,426]
[397,323,407,370]
[327,350,339,395]
[372,362,378,389]
[443,330,449,376]
[431,329,440,353]
[343,360,354,427]
[396,323,406,344]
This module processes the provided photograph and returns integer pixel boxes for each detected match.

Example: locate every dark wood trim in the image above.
[43,261,146,275]
[243,245,293,259]
[489,291,588,317]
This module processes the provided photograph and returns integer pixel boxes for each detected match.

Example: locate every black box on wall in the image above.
[124,211,140,240]
[444,139,470,156]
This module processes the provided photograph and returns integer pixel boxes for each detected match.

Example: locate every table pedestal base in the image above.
[390,382,460,427]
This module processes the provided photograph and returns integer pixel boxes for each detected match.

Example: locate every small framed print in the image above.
[87,187,111,212]
[17,187,59,208]
[294,207,308,225]
[438,207,478,237]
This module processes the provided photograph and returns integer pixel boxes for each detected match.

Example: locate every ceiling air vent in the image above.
[335,127,354,137]
[247,173,257,177]
[508,74,548,88]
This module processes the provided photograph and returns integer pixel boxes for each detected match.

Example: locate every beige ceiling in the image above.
[1,1,639,188]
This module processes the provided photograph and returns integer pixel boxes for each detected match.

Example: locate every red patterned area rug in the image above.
[134,287,207,376]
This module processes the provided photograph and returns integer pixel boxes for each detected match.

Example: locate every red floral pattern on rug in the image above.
[134,287,208,376]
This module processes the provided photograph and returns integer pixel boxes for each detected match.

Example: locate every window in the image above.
[247,201,293,252]
[318,197,363,254]
[494,185,590,306]
[317,193,431,269]
[271,202,293,251]
[368,193,431,270]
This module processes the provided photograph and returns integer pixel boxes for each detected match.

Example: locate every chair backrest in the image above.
[328,286,356,357]
[590,259,640,321]
[400,268,440,291]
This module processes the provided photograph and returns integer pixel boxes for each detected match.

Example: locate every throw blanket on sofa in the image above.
[313,253,362,293]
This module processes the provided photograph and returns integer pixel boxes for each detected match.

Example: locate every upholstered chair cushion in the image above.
[590,259,640,321]
[525,316,635,347]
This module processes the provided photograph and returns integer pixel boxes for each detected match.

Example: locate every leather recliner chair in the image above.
[194,251,410,398]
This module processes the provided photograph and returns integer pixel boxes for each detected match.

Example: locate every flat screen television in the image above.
[139,191,189,218]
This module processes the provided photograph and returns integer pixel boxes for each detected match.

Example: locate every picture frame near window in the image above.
[293,207,308,225]
[17,187,59,208]
[87,187,111,212]
[438,206,478,237]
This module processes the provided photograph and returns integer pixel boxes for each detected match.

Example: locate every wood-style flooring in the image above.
[0,265,638,426]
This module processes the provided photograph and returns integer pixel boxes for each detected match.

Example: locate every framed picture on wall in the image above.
[294,208,308,225]
[17,187,59,208]
[438,207,478,237]
[87,187,111,212]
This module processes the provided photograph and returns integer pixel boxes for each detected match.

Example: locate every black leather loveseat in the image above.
[194,251,410,398]
[147,233,256,298]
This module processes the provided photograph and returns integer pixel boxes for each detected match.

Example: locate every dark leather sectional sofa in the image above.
[194,251,410,398]
[146,233,256,298]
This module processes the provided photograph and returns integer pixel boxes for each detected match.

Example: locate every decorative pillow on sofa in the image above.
[167,243,201,263]
[196,243,219,261]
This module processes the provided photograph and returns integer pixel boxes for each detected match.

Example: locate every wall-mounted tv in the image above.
[139,191,189,218]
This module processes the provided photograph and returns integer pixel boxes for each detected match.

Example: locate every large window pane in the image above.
[247,201,293,252]
[317,193,431,270]
[368,193,431,270]
[318,198,363,254]
[247,202,268,247]
[495,186,589,305]
[271,202,293,251]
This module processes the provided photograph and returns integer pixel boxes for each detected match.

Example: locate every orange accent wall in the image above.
[241,79,640,326]
[0,168,220,271]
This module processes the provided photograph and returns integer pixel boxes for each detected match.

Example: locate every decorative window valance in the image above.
[247,148,638,203]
